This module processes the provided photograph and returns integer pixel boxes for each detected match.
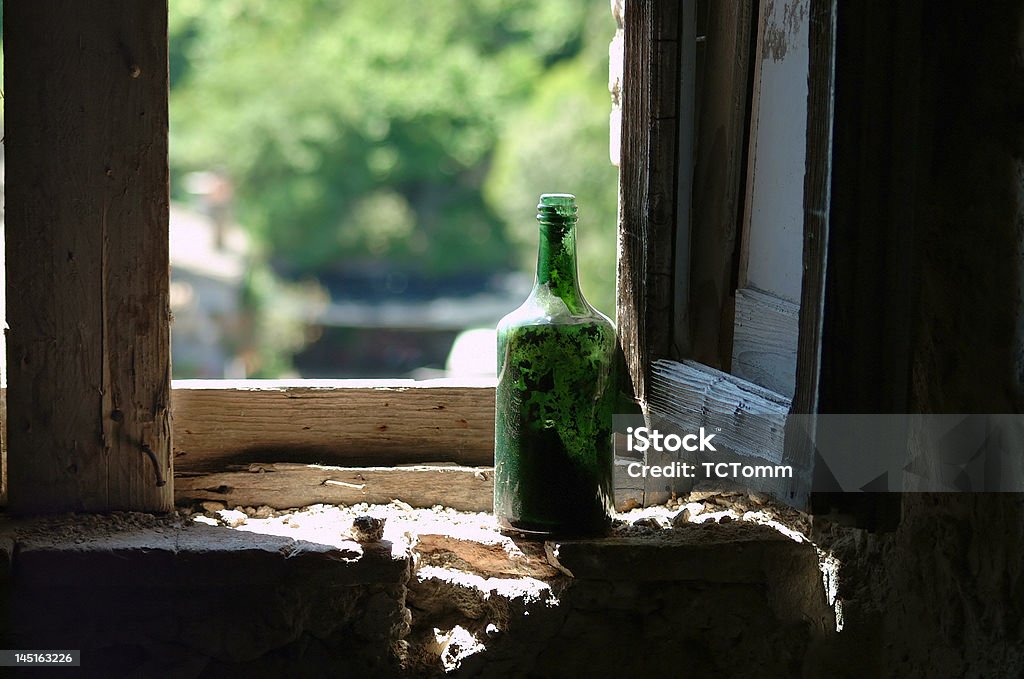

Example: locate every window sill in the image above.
[169,379,633,514]
[170,378,498,512]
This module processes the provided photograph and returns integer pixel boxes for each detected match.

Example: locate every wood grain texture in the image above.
[804,0,908,525]
[618,0,682,406]
[671,0,697,359]
[648,359,808,505]
[172,381,644,511]
[790,0,837,515]
[688,0,756,370]
[5,1,172,512]
[1,387,6,505]
[175,463,494,512]
[649,359,789,464]
[811,1,1024,524]
[172,381,496,470]
[177,460,643,514]
[792,0,836,417]
[732,288,799,398]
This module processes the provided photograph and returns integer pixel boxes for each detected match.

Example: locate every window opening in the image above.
[167,1,620,380]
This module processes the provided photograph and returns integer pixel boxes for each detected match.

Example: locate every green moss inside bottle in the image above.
[494,194,615,537]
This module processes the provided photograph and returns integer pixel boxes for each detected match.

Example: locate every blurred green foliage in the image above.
[169,0,618,313]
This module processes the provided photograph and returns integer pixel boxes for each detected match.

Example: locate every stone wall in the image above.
[0,509,834,678]
[815,496,1024,677]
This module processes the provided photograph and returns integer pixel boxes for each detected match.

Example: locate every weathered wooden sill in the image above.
[171,379,497,470]
[168,379,647,513]
[175,463,496,513]
[170,378,498,513]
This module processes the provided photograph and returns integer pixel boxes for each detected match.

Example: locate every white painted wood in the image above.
[647,359,809,506]
[649,359,789,465]
[740,0,810,304]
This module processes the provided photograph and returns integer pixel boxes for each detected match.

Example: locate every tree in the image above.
[483,3,619,315]
[169,0,612,282]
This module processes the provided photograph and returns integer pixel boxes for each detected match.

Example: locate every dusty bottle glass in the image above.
[494,194,615,537]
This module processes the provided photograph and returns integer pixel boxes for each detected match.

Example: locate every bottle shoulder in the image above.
[498,287,614,333]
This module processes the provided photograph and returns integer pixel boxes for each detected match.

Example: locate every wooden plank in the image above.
[732,288,799,398]
[671,0,698,358]
[649,359,789,463]
[647,359,808,506]
[5,1,172,512]
[174,463,493,512]
[176,461,656,515]
[609,1,625,167]
[688,0,756,370]
[811,1,1024,523]
[740,0,811,303]
[172,380,495,470]
[614,454,645,511]
[806,0,906,526]
[736,0,770,291]
[792,0,836,418]
[789,0,837,512]
[618,0,682,406]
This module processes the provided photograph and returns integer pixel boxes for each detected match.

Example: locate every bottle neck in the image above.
[535,219,585,312]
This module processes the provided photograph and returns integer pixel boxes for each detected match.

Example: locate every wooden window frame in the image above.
[616,0,844,509]
[621,0,900,527]
[4,0,852,515]
[1,2,526,513]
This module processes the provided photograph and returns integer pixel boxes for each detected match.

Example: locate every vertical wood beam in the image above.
[688,0,756,370]
[5,1,172,512]
[794,0,837,418]
[618,0,681,406]
[670,0,697,359]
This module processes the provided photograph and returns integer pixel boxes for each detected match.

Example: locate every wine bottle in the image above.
[494,194,615,537]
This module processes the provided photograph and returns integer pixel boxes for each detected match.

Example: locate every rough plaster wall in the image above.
[819,3,1024,676]
[818,495,1024,677]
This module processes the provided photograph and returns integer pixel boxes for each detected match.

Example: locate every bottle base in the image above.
[496,516,611,540]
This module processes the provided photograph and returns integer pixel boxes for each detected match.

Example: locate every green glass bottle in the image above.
[494,194,615,537]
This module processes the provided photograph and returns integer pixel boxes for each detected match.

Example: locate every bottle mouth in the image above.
[537,193,578,221]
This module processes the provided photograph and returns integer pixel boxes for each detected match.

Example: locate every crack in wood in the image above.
[323,479,367,490]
